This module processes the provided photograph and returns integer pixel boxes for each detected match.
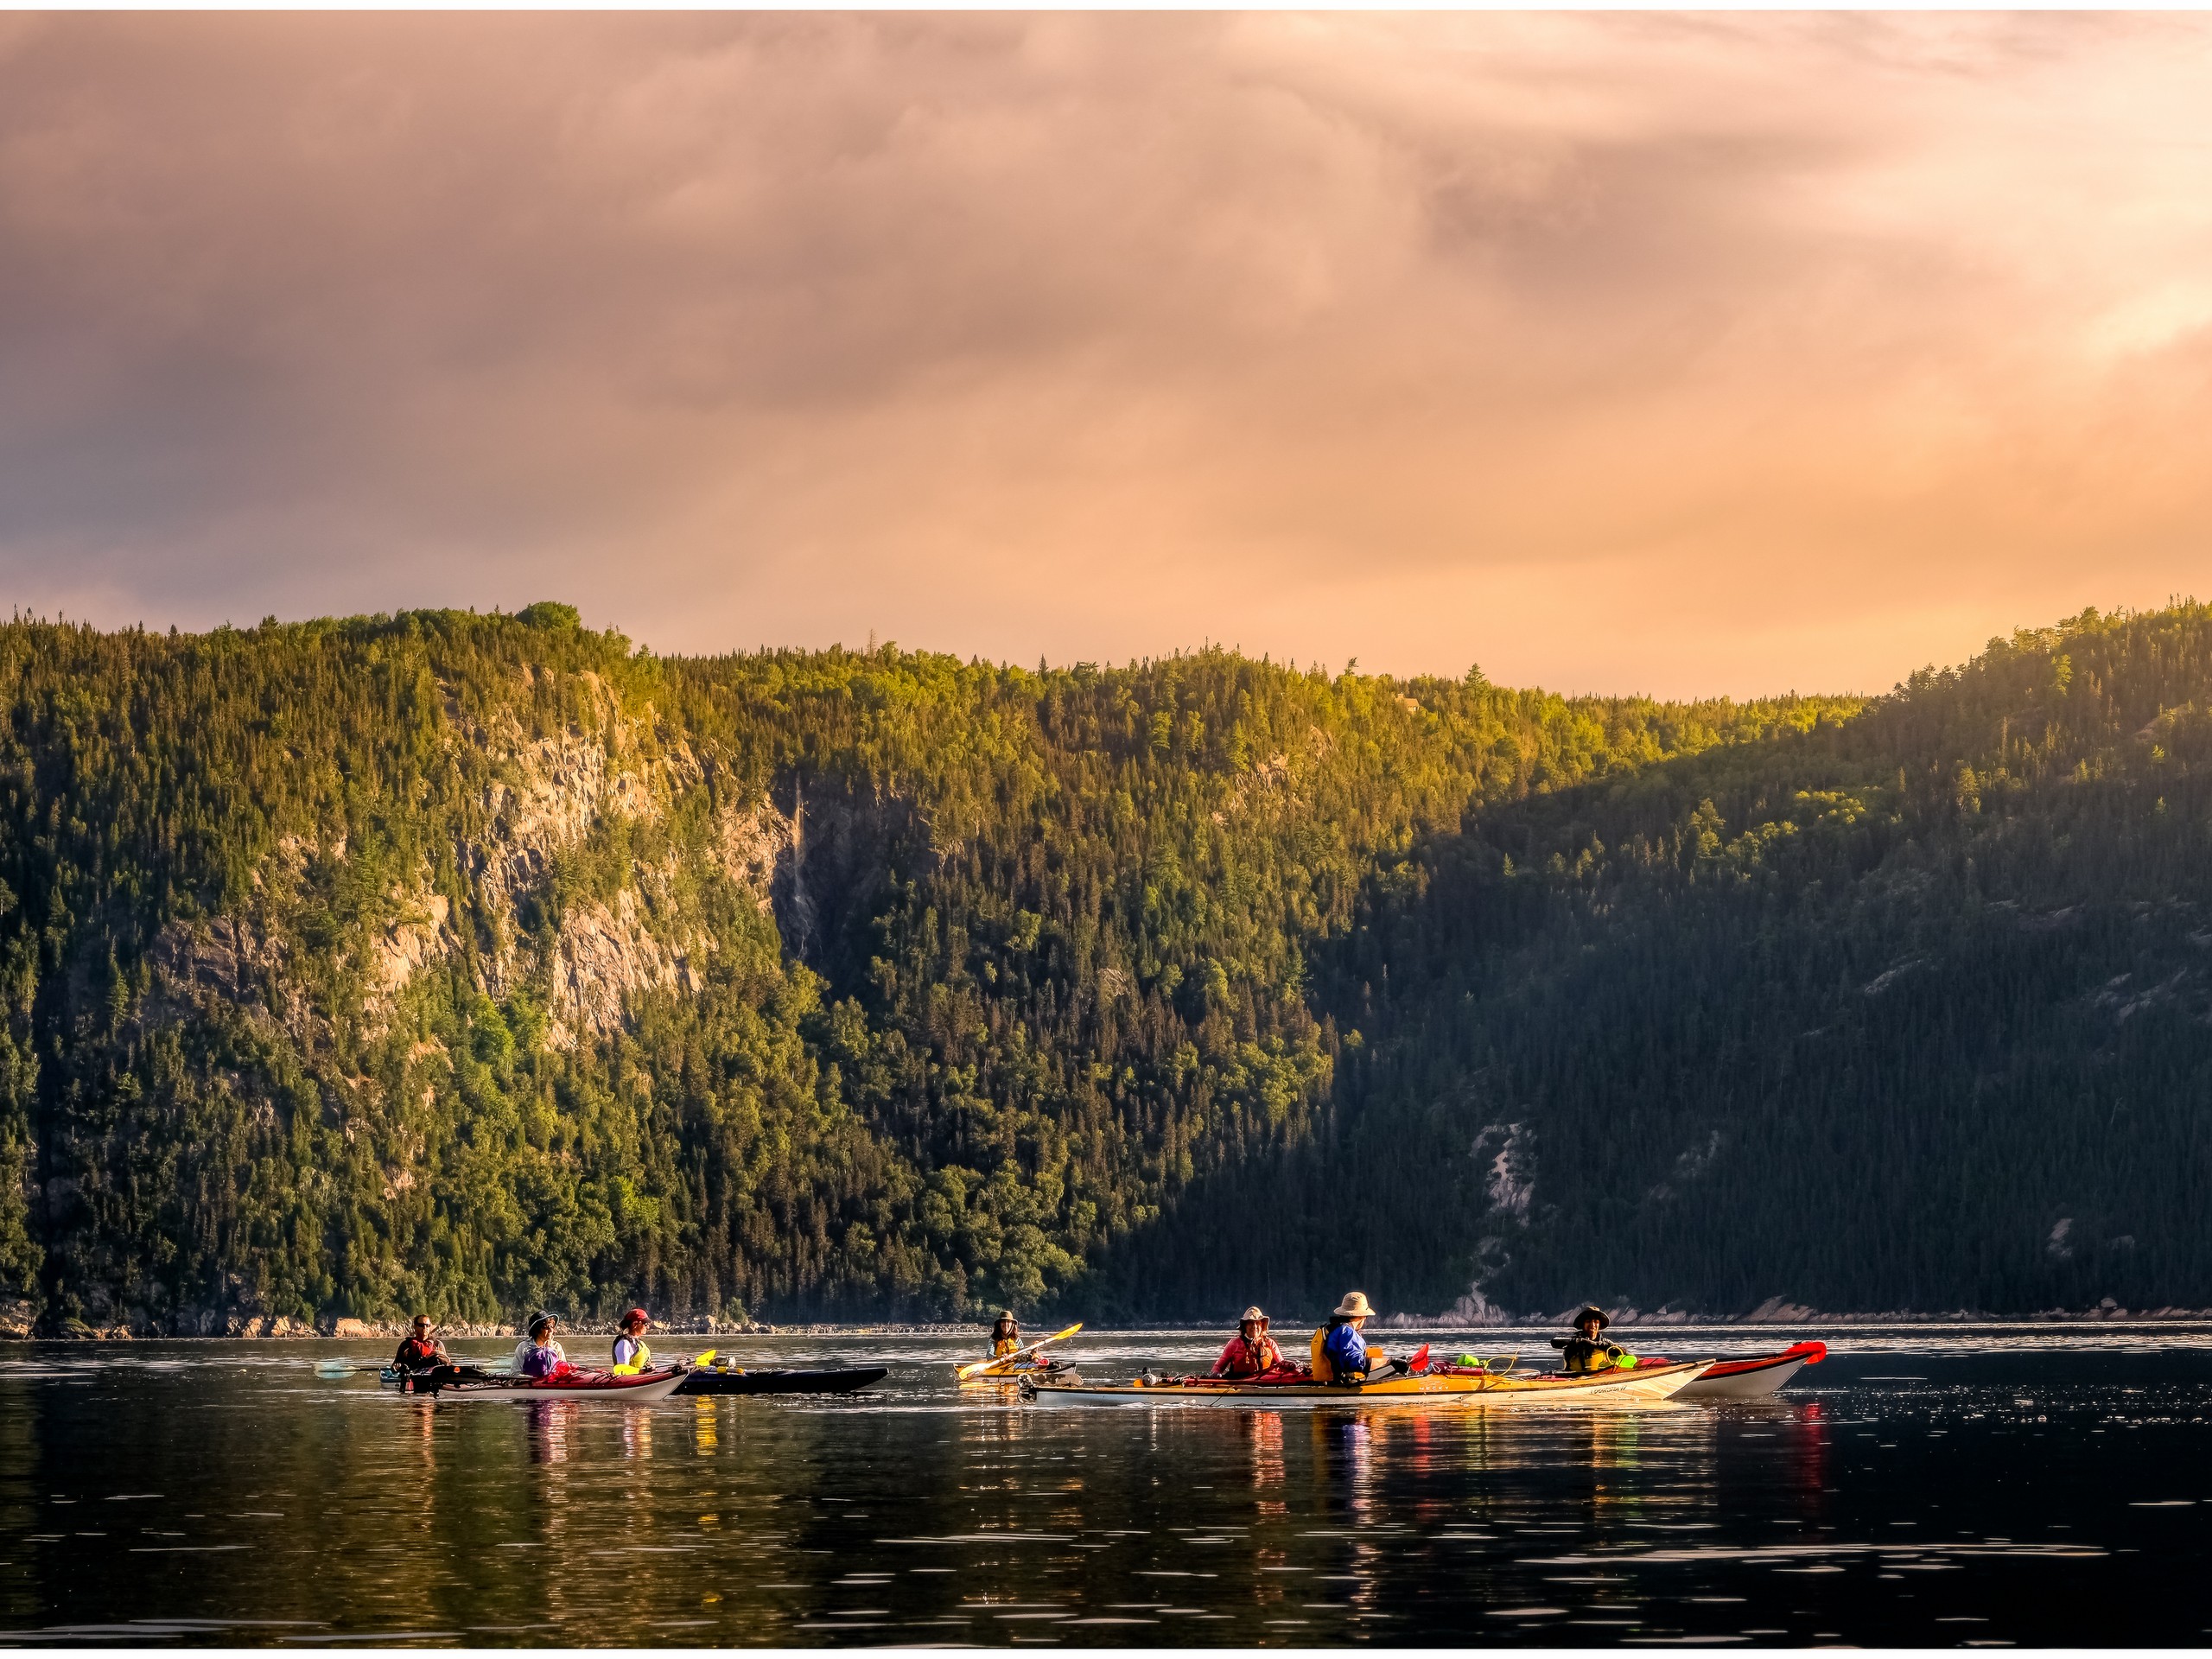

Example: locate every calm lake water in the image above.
[3,1325,2209,1646]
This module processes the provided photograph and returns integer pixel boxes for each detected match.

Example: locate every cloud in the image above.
[3,12,2210,694]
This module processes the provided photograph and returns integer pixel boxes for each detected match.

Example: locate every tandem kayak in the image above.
[380,1366,688,1402]
[676,1365,887,1396]
[1022,1358,1714,1409]
[1671,1341,1827,1401]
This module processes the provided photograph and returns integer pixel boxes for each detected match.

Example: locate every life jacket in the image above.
[1309,1326,1334,1383]
[992,1332,1021,1357]
[393,1337,442,1371]
[611,1335,652,1375]
[1213,1334,1282,1378]
[1558,1335,1625,1374]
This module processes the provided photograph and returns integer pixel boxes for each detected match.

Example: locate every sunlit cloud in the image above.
[3,12,2209,695]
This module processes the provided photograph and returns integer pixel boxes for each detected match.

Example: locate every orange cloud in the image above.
[3,12,2209,695]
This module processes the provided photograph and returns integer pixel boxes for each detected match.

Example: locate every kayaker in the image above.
[989,1311,1022,1359]
[391,1315,448,1373]
[513,1313,573,1380]
[1311,1292,1392,1383]
[610,1308,653,1374]
[1211,1306,1286,1378]
[1552,1305,1636,1374]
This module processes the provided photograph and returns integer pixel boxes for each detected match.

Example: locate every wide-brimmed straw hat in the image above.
[1239,1306,1268,1325]
[1332,1291,1376,1319]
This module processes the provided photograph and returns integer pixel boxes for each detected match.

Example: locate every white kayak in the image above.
[1022,1358,1714,1409]
[1670,1341,1827,1401]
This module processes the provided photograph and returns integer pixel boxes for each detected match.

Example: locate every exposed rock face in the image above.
[765,772,917,977]
[545,882,702,1045]
[137,678,788,1054]
[134,677,925,1070]
[369,893,454,1000]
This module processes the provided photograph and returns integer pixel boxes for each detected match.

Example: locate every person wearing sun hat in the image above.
[512,1311,572,1379]
[1551,1304,1633,1374]
[1310,1291,1391,1383]
[1210,1306,1286,1378]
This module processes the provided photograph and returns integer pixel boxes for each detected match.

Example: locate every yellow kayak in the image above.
[1020,1358,1714,1409]
[957,1359,1069,1389]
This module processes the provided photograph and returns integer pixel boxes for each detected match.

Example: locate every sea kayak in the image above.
[676,1365,887,1396]
[958,1358,1072,1389]
[381,1366,688,1402]
[1671,1341,1827,1401]
[1022,1358,1714,1409]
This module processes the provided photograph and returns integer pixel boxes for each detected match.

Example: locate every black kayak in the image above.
[675,1365,887,1396]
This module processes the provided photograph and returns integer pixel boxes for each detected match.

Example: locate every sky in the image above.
[3,12,2210,698]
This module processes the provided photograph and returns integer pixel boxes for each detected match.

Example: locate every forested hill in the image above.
[1,602,2206,1335]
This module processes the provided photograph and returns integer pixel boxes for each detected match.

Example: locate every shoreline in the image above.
[6,1307,2212,1341]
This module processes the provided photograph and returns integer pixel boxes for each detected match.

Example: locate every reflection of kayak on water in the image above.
[1022,1357,1715,1408]
[380,1366,688,1402]
[677,1365,887,1396]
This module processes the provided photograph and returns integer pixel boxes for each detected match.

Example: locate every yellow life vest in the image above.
[610,1337,652,1375]
[993,1335,1020,1357]
[1309,1326,1334,1383]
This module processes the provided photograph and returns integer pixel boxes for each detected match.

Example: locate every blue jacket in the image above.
[1321,1321,1372,1378]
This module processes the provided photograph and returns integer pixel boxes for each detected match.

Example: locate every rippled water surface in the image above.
[3,1325,2211,1645]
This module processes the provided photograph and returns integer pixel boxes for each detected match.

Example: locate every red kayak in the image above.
[1670,1341,1826,1401]
[382,1365,687,1402]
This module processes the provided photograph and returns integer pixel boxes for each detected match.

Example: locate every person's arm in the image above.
[1210,1340,1236,1378]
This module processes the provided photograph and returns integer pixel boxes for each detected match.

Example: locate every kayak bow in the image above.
[1672,1341,1827,1401]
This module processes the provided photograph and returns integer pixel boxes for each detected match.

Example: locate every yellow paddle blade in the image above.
[689,1349,716,1368]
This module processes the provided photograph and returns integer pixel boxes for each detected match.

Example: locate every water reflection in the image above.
[528,1399,579,1465]
[0,1331,2207,1644]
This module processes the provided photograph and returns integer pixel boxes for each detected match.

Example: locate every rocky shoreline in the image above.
[5,1307,2210,1341]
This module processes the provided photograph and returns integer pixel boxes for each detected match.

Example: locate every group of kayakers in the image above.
[986,1295,1634,1382]
[392,1295,1634,1388]
[390,1307,657,1382]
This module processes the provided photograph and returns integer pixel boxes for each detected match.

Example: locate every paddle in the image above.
[955,1322,1082,1380]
